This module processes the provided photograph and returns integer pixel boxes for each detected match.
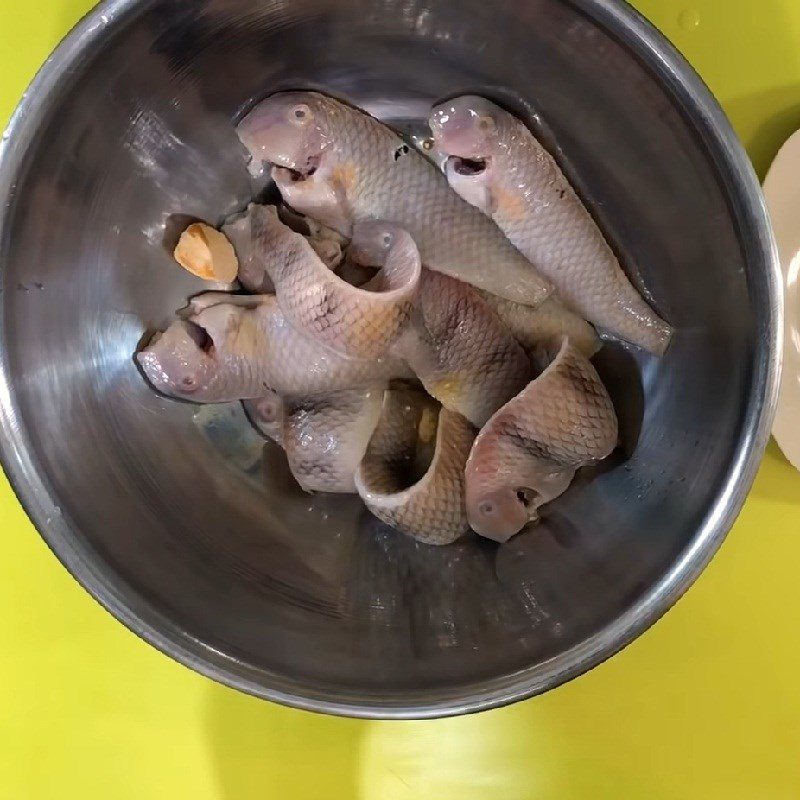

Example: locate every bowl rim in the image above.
[0,0,783,719]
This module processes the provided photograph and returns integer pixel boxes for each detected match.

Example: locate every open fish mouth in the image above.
[184,320,214,352]
[281,154,322,181]
[448,155,488,176]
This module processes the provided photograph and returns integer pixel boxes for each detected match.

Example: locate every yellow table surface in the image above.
[1,1,800,797]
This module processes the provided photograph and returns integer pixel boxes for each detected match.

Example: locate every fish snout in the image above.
[237,93,331,175]
[136,322,217,400]
[465,485,533,543]
[137,348,202,397]
[237,112,307,173]
[429,99,496,162]
[349,221,404,267]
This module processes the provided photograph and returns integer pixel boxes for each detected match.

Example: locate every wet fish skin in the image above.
[282,387,384,493]
[243,392,284,444]
[465,338,618,543]
[243,384,386,492]
[224,204,345,295]
[258,213,421,360]
[237,91,553,306]
[222,204,274,294]
[480,292,600,370]
[431,95,672,354]
[137,294,410,402]
[396,269,534,426]
[355,389,475,545]
[350,221,534,426]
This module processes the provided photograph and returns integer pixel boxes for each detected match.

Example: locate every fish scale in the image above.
[282,387,384,493]
[480,292,600,368]
[253,204,420,360]
[432,96,673,353]
[355,389,476,545]
[394,268,534,427]
[237,92,553,306]
[137,295,411,402]
[472,339,617,474]
[464,339,618,540]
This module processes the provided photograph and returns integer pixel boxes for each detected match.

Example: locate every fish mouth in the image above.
[448,155,488,176]
[184,320,216,356]
[279,154,322,182]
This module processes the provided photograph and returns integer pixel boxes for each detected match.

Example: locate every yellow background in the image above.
[1,0,799,797]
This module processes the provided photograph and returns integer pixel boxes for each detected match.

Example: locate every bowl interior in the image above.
[0,0,770,714]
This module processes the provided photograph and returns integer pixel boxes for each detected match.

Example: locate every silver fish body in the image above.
[431,95,672,354]
[355,389,475,545]
[222,204,274,294]
[395,270,533,426]
[225,202,345,291]
[137,295,409,402]
[256,211,421,360]
[237,92,553,306]
[480,292,600,369]
[465,338,618,542]
[282,387,384,493]
[350,221,534,426]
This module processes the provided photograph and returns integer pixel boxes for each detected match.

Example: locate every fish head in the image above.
[465,454,575,542]
[237,92,333,176]
[136,320,219,401]
[137,302,251,401]
[430,96,502,158]
[430,96,504,213]
[348,221,406,267]
[465,483,534,543]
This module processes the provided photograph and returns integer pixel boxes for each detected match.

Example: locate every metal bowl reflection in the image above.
[0,0,781,717]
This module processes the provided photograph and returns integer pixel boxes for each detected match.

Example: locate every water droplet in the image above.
[678,8,700,30]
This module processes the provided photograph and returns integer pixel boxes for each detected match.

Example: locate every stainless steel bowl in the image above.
[0,0,781,718]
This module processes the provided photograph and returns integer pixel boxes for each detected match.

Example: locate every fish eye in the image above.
[261,398,282,421]
[289,104,312,125]
[479,501,495,516]
[478,115,495,132]
[181,376,196,388]
[381,232,393,248]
